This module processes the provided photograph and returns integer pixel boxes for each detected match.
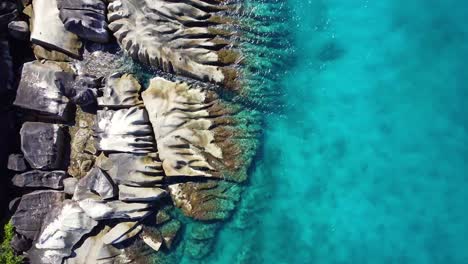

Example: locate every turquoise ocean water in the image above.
[176,0,468,263]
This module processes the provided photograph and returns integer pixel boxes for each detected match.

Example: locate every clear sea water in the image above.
[193,0,468,263]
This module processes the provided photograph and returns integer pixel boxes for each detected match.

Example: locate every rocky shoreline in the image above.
[0,0,261,263]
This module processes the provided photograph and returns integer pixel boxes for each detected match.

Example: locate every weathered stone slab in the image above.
[8,154,28,172]
[118,185,167,202]
[78,199,151,220]
[57,0,109,43]
[31,0,82,58]
[14,61,73,120]
[97,153,164,187]
[12,170,66,189]
[63,177,78,195]
[97,73,142,108]
[94,107,155,153]
[73,167,116,201]
[102,222,142,245]
[20,122,66,170]
[12,190,65,240]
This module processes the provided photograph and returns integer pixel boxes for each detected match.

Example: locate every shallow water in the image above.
[198,0,468,263]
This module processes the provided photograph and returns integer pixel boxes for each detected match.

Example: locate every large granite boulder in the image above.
[107,0,240,89]
[78,199,152,220]
[12,170,66,189]
[57,0,109,43]
[94,107,155,153]
[12,190,65,240]
[96,153,165,187]
[140,226,163,252]
[98,72,142,108]
[31,0,82,58]
[7,154,28,172]
[119,185,167,202]
[31,200,98,264]
[20,122,66,170]
[73,167,116,201]
[142,77,259,182]
[102,222,142,245]
[14,61,73,120]
[63,177,78,195]
[68,107,96,178]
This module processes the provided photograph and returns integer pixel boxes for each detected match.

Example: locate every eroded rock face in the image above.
[57,0,109,43]
[98,72,142,108]
[12,170,66,189]
[94,107,155,153]
[142,77,259,182]
[73,167,116,201]
[78,199,151,220]
[14,61,73,120]
[102,222,142,245]
[107,0,240,88]
[31,0,82,58]
[97,153,164,186]
[31,200,98,264]
[119,185,167,202]
[8,20,29,40]
[20,122,66,170]
[12,190,65,240]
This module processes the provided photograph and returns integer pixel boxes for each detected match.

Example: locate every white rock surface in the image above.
[118,185,167,202]
[78,199,151,220]
[102,222,142,245]
[73,167,116,201]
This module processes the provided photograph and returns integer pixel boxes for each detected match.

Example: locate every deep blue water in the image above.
[187,0,468,263]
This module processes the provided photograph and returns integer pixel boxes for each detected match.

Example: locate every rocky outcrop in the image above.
[97,153,164,186]
[14,61,73,120]
[31,0,82,58]
[102,222,142,245]
[8,154,28,172]
[98,72,142,108]
[107,0,240,88]
[31,200,98,264]
[77,199,151,220]
[63,177,78,195]
[94,107,155,153]
[119,185,166,202]
[142,77,259,182]
[73,167,116,201]
[57,0,109,43]
[11,234,32,253]
[12,170,66,189]
[20,122,66,170]
[11,190,65,240]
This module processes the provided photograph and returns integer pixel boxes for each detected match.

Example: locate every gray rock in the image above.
[73,167,116,201]
[7,154,28,172]
[8,20,29,40]
[97,153,164,187]
[119,185,167,202]
[31,200,98,264]
[102,222,142,245]
[57,0,109,43]
[63,177,78,195]
[11,234,32,253]
[8,197,21,212]
[98,73,142,108]
[14,61,73,120]
[94,107,155,153]
[12,190,65,240]
[62,74,99,106]
[12,170,66,189]
[20,122,66,170]
[78,199,152,220]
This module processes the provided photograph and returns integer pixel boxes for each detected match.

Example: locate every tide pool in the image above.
[199,0,468,263]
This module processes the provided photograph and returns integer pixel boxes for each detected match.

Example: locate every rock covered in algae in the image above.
[30,0,82,58]
[142,77,259,183]
[73,167,117,201]
[119,185,167,202]
[107,0,240,88]
[77,199,151,220]
[94,107,155,153]
[57,0,109,43]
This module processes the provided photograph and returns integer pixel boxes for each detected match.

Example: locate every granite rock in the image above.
[97,153,164,187]
[78,199,151,220]
[14,61,73,120]
[73,167,116,201]
[0,1,17,28]
[31,0,82,58]
[63,177,78,195]
[94,107,155,153]
[20,122,66,170]
[7,154,28,172]
[57,0,109,43]
[98,72,142,108]
[102,222,142,245]
[9,197,21,212]
[12,190,65,240]
[118,185,167,202]
[12,170,66,189]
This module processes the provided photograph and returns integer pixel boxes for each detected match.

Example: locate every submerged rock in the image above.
[63,177,78,195]
[14,61,73,120]
[140,227,163,252]
[158,219,181,249]
[94,107,155,153]
[57,0,109,43]
[102,222,142,245]
[7,154,28,172]
[142,77,259,182]
[31,0,82,58]
[98,72,142,108]
[12,170,66,189]
[97,153,164,187]
[12,190,65,240]
[107,0,240,88]
[73,167,116,201]
[118,185,167,202]
[20,122,66,170]
[31,200,98,264]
